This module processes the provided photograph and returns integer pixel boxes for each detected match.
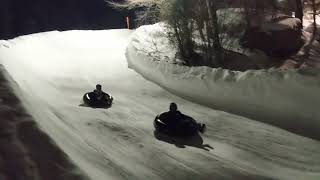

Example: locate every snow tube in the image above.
[83,92,113,108]
[154,113,206,137]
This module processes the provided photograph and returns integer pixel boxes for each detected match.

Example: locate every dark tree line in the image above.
[0,0,132,40]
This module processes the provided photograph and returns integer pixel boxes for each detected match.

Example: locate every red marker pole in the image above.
[126,16,130,29]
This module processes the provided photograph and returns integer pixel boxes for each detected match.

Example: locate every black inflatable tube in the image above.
[83,92,113,108]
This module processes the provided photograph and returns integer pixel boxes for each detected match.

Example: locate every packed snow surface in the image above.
[0,29,320,180]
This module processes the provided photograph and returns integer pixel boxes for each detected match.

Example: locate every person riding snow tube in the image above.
[83,84,113,108]
[154,103,206,137]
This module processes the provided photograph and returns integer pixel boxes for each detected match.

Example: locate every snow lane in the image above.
[0,30,320,180]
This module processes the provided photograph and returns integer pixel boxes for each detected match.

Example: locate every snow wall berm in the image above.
[126,23,320,139]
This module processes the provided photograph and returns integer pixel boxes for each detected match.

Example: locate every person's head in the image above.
[169,102,178,112]
[96,84,102,91]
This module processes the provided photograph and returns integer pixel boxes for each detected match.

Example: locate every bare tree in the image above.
[311,0,318,32]
[295,0,304,24]
[110,0,292,68]
[205,0,224,65]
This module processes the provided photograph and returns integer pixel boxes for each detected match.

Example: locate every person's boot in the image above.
[199,124,206,133]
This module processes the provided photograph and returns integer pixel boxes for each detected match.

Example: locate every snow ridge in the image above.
[126,24,320,139]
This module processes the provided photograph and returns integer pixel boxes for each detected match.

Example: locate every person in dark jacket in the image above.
[159,102,183,125]
[155,102,206,135]
[168,102,181,116]
[93,84,109,100]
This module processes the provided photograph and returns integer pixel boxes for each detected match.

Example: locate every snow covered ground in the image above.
[127,23,320,140]
[0,30,320,180]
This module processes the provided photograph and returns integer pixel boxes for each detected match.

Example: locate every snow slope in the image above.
[127,23,320,140]
[0,30,320,180]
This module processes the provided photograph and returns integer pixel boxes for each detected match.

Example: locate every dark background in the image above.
[0,0,134,40]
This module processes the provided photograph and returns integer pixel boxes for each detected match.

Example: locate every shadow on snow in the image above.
[154,130,214,151]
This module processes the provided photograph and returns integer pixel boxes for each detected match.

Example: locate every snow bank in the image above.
[0,65,89,180]
[126,23,320,139]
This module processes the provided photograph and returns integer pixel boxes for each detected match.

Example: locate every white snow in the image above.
[0,29,319,180]
[127,23,320,139]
